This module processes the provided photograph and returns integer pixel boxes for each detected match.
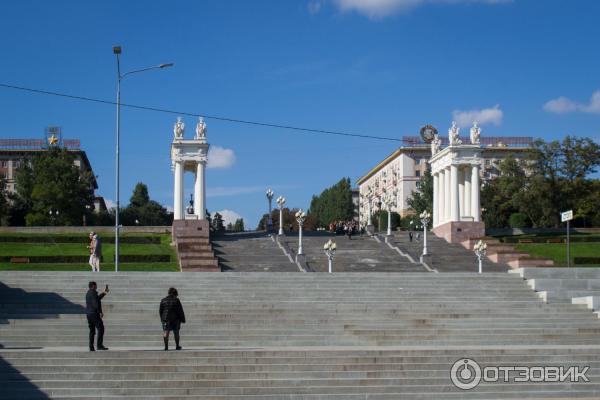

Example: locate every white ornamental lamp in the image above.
[266,188,274,232]
[295,209,306,255]
[323,239,337,273]
[474,240,487,274]
[420,210,431,256]
[276,195,286,235]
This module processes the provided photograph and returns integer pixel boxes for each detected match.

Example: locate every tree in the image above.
[233,218,245,232]
[13,147,95,226]
[0,177,10,226]
[120,183,172,226]
[226,222,233,231]
[308,178,354,227]
[129,182,150,208]
[406,168,433,217]
[481,138,600,228]
[212,212,225,232]
[371,210,401,232]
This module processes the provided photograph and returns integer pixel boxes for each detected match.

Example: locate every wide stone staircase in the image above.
[172,220,219,272]
[212,232,297,272]
[512,267,600,311]
[2,271,600,398]
[388,231,508,272]
[282,232,426,272]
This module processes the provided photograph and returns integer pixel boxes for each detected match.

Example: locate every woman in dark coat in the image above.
[159,287,186,350]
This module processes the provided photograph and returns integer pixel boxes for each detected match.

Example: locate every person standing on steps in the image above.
[86,281,109,351]
[87,232,96,272]
[159,287,186,351]
[91,232,102,272]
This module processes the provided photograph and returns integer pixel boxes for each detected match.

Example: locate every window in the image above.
[485,159,491,165]
[416,170,421,177]
[0,161,6,168]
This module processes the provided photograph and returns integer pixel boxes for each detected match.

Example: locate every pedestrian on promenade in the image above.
[87,232,96,272]
[409,231,413,242]
[86,281,109,351]
[92,232,102,272]
[159,287,186,351]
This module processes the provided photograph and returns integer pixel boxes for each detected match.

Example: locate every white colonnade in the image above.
[430,121,483,228]
[171,117,209,221]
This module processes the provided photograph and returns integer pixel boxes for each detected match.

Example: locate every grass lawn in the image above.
[514,242,600,267]
[0,262,179,272]
[0,233,179,271]
[0,243,172,257]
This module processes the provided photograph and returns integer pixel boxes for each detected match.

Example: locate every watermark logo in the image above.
[450,358,590,390]
[450,358,482,390]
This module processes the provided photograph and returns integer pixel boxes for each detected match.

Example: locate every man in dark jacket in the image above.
[86,281,109,351]
[159,287,186,351]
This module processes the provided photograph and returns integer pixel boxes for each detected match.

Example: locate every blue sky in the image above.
[1,0,599,227]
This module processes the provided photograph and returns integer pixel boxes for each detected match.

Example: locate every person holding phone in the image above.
[86,281,109,351]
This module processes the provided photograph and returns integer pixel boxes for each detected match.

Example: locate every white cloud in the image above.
[452,104,503,128]
[216,209,244,226]
[333,0,511,18]
[207,146,236,169]
[308,0,323,14]
[544,91,600,114]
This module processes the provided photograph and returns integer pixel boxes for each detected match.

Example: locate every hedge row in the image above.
[3,254,171,263]
[0,236,161,244]
[574,258,600,265]
[503,236,600,244]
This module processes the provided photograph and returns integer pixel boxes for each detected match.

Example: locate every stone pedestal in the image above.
[172,219,219,272]
[432,221,485,245]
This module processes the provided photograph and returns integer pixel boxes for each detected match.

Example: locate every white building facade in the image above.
[356,132,532,227]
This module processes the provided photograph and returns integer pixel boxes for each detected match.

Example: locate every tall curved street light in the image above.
[266,188,274,232]
[276,195,286,236]
[295,209,306,256]
[420,210,431,257]
[113,46,173,272]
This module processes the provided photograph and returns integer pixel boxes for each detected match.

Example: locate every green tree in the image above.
[0,177,10,226]
[120,183,172,226]
[212,212,225,232]
[233,218,245,232]
[371,210,401,232]
[406,168,433,217]
[226,222,233,231]
[308,177,353,227]
[14,147,95,226]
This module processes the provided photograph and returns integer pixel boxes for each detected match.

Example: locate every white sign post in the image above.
[561,210,573,268]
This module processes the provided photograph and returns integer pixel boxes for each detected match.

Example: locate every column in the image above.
[438,170,445,225]
[471,164,481,222]
[432,172,439,227]
[195,161,206,219]
[444,167,451,222]
[173,161,183,220]
[464,166,471,219]
[458,168,465,220]
[450,164,459,222]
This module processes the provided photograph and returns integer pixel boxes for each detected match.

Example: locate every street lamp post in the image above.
[49,209,59,226]
[266,189,274,232]
[113,45,173,272]
[323,239,337,273]
[276,195,286,235]
[420,210,431,256]
[383,196,394,236]
[474,240,487,274]
[295,209,306,255]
